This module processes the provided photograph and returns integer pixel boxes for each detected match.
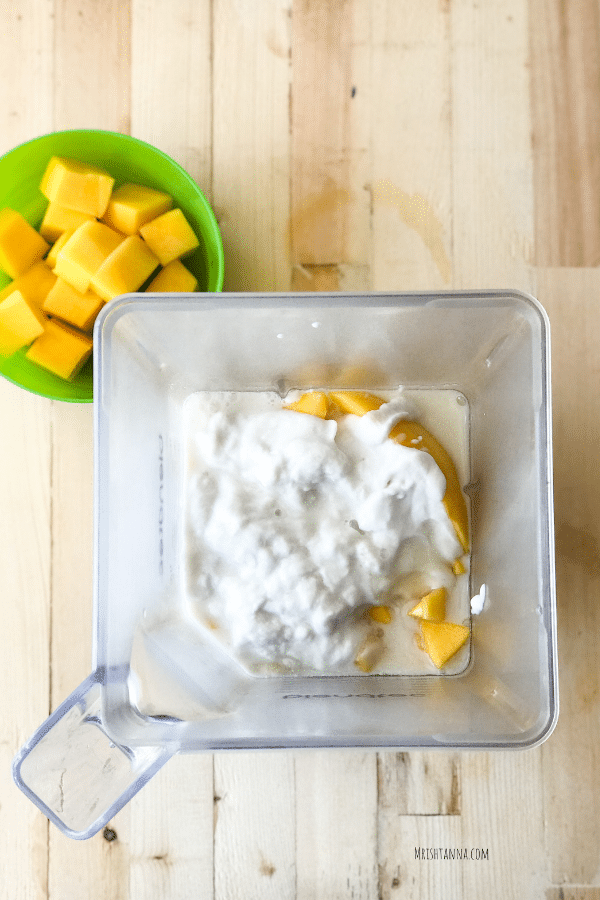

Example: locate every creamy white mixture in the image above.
[182,389,470,676]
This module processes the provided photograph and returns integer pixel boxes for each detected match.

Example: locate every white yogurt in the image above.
[181,389,471,676]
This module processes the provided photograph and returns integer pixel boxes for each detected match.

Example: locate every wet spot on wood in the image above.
[370,180,452,283]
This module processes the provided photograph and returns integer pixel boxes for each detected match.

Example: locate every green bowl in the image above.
[0,129,224,402]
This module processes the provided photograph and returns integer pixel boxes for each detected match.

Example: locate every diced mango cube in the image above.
[90,235,159,302]
[40,156,114,217]
[39,202,95,242]
[103,183,173,235]
[46,229,74,269]
[0,261,57,308]
[139,208,199,265]
[43,277,104,332]
[408,587,447,623]
[420,621,470,669]
[284,391,329,418]
[0,208,50,278]
[0,290,47,356]
[145,259,199,293]
[26,318,93,381]
[54,220,124,293]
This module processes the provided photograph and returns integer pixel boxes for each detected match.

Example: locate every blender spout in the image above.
[12,668,173,840]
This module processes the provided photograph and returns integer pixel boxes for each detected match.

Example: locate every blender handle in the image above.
[12,669,174,840]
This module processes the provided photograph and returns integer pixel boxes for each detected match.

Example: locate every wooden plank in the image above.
[213,752,296,900]
[0,4,54,900]
[369,0,453,292]
[0,384,52,900]
[290,0,371,270]
[536,267,600,886]
[127,755,215,900]
[54,0,131,132]
[295,750,378,900]
[47,2,133,897]
[529,0,600,266]
[371,7,461,883]
[130,0,212,194]
[213,0,292,291]
[459,751,546,897]
[123,3,216,899]
[450,0,535,290]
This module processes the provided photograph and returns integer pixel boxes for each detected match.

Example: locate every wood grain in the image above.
[2,0,600,896]
[450,0,535,290]
[0,5,54,900]
[131,0,212,193]
[213,0,292,291]
[536,268,600,886]
[529,0,600,266]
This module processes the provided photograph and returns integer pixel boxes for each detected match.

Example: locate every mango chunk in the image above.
[40,156,114,217]
[26,318,93,381]
[354,630,385,673]
[90,235,159,302]
[146,259,199,293]
[0,290,47,356]
[0,208,50,278]
[328,390,385,417]
[368,604,393,624]
[103,183,173,235]
[452,558,467,576]
[46,229,74,269]
[139,208,200,265]
[284,391,329,418]
[420,621,470,669]
[0,261,57,308]
[54,220,124,293]
[39,202,94,242]
[43,277,104,332]
[408,587,447,623]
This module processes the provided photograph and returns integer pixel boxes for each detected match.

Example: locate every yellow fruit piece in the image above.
[420,621,470,669]
[90,235,159,302]
[139,208,200,266]
[452,558,467,576]
[284,391,329,418]
[368,604,393,624]
[43,277,104,332]
[0,290,46,356]
[46,230,74,269]
[327,390,385,417]
[354,630,384,673]
[54,220,124,293]
[26,318,93,381]
[103,183,173,235]
[408,587,447,623]
[327,390,469,553]
[0,208,50,278]
[0,261,57,308]
[146,259,198,293]
[40,156,114,217]
[39,202,94,242]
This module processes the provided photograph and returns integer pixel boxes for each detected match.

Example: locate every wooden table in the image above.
[1,1,598,897]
